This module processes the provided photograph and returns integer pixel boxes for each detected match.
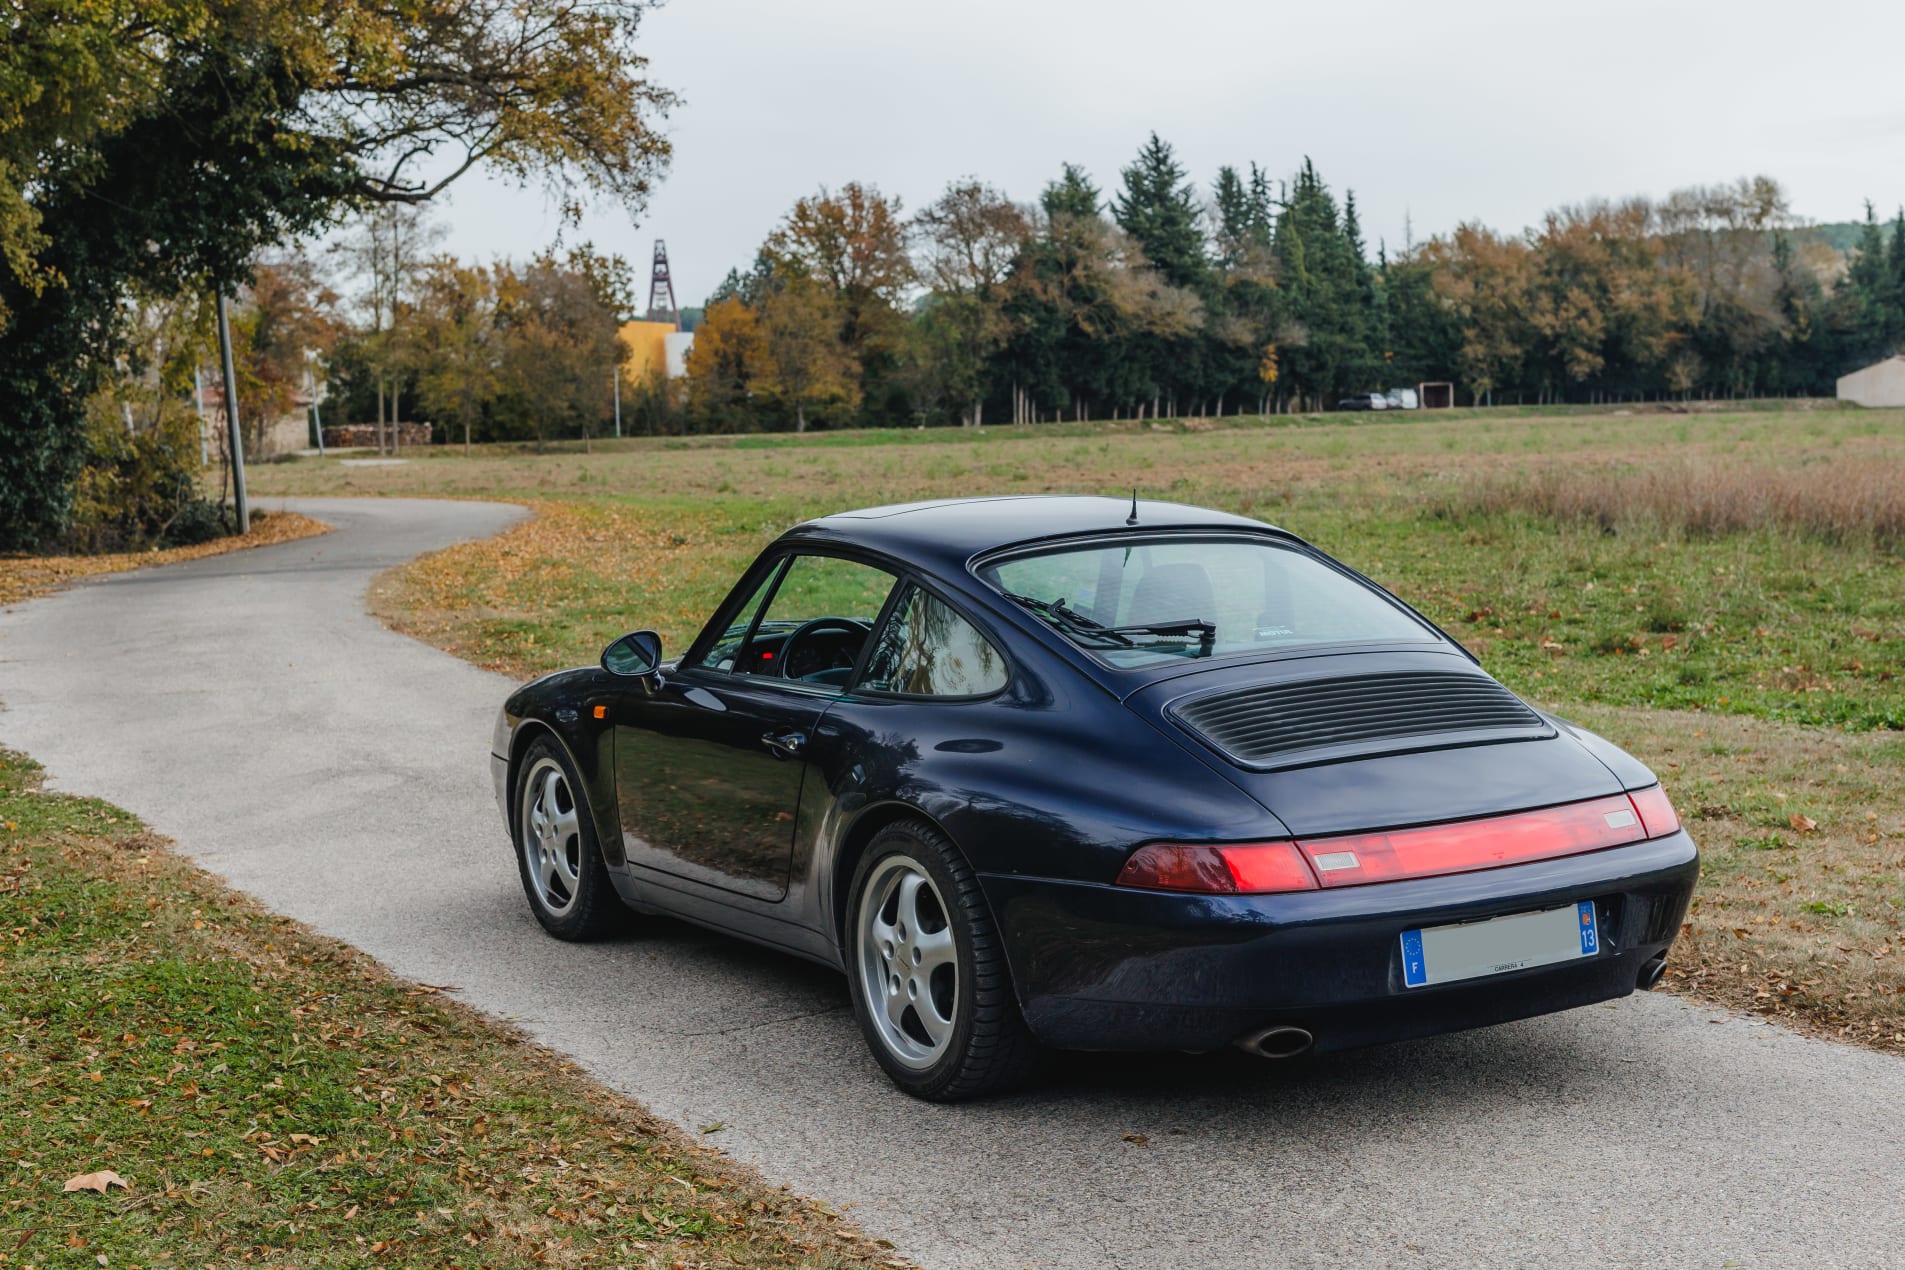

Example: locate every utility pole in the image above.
[305,349,326,457]
[216,292,250,534]
[613,367,622,438]
[193,365,209,465]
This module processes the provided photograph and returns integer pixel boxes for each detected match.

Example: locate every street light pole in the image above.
[216,292,250,535]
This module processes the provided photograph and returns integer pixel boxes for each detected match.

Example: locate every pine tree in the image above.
[1111,134,1208,290]
[1841,203,1897,363]
[1042,164,1101,222]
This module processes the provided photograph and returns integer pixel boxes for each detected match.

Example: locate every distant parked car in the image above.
[491,496,1698,1100]
[1385,388,1420,410]
[1337,393,1388,411]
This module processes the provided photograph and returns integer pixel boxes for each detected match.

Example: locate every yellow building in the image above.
[618,320,674,383]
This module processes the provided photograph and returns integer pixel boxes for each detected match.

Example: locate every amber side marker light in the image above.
[592,705,608,720]
[1118,786,1682,895]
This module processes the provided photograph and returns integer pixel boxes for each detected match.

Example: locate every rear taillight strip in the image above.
[1293,791,1663,889]
[1115,786,1680,895]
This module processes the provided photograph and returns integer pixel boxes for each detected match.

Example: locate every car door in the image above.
[613,551,901,902]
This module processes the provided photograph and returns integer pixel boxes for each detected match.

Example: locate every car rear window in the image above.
[977,535,1435,668]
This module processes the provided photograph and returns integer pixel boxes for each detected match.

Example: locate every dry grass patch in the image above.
[0,511,330,608]
[1440,458,1905,548]
[1566,704,1905,1050]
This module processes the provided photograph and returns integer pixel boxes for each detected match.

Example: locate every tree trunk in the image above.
[796,402,807,433]
[376,373,387,455]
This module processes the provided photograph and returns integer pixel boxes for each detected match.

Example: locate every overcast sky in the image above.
[430,0,1905,308]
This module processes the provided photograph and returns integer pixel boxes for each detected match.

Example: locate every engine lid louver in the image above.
[1170,670,1552,770]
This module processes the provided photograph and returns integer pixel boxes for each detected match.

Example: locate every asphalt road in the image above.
[2,496,1899,1268]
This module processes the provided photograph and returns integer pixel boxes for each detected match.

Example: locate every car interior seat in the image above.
[1127,562,1216,625]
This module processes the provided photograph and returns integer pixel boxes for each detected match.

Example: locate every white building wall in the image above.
[1837,355,1905,408]
[663,331,696,380]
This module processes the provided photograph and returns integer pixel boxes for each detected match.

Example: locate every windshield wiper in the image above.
[1001,591,1135,647]
[1105,617,1217,652]
[1003,593,1214,654]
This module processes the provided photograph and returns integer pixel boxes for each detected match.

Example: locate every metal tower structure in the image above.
[647,239,679,330]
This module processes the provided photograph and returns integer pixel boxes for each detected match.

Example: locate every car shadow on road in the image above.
[597,909,1697,1124]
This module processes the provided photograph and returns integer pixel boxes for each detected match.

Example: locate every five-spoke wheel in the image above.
[522,756,583,915]
[512,736,625,940]
[857,854,959,1069]
[846,820,1041,1100]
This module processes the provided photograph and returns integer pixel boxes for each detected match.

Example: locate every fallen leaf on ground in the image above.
[63,1170,128,1194]
[1790,814,1818,833]
[1121,1133,1150,1146]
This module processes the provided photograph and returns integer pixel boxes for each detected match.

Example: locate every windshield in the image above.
[977,536,1436,668]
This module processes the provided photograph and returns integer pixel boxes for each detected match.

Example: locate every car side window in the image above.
[859,585,1008,697]
[692,561,785,672]
[738,554,899,682]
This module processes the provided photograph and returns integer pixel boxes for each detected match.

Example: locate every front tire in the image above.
[846,820,1041,1100]
[513,736,625,941]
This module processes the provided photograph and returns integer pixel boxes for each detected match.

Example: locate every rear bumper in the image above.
[981,831,1698,1053]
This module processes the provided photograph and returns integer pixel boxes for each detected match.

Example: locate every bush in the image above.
[65,404,223,553]
[162,496,230,546]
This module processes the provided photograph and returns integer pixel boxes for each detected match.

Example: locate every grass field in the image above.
[0,749,900,1268]
[245,404,1905,1050]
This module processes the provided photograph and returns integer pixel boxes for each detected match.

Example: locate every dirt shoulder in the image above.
[0,511,332,608]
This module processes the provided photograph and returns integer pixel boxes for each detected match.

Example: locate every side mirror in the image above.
[602,629,663,678]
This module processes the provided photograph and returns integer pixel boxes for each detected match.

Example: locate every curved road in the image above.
[2,497,1899,1268]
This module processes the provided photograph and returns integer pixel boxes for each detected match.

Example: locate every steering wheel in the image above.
[778,617,872,681]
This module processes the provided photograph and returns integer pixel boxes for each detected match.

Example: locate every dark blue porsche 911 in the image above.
[490,496,1698,1100]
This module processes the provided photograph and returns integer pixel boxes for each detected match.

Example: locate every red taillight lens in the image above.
[1294,794,1648,888]
[1120,789,1684,895]
[1628,784,1679,838]
[1116,841,1319,894]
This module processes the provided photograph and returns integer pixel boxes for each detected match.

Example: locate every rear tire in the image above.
[845,819,1041,1101]
[513,736,626,941]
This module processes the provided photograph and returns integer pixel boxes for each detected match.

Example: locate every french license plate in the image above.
[1400,901,1599,989]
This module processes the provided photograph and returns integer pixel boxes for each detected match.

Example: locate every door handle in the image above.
[761,730,807,758]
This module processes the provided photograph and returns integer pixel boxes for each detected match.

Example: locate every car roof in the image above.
[783,495,1285,574]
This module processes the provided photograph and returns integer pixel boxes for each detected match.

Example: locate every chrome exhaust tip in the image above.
[1235,1025,1315,1059]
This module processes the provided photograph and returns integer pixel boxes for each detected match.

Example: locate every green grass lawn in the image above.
[0,751,898,1268]
[245,403,1905,1051]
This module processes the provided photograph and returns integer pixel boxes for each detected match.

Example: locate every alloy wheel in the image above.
[521,756,582,915]
[856,853,960,1070]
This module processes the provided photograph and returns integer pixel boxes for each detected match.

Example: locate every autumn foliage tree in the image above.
[0,0,673,546]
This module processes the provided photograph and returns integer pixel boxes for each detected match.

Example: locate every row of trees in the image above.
[314,209,634,452]
[671,141,1905,432]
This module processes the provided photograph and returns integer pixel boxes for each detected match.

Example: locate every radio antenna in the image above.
[1126,488,1140,526]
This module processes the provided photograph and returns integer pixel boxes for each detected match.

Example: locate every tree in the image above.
[331,205,443,452]
[682,298,766,433]
[765,183,913,357]
[491,253,625,450]
[1112,134,1208,291]
[231,252,341,456]
[756,280,860,432]
[411,259,500,454]
[913,181,1028,425]
[1272,160,1380,409]
[1423,225,1537,404]
[1,0,675,546]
